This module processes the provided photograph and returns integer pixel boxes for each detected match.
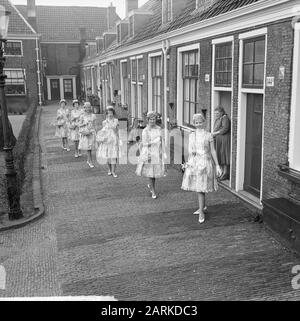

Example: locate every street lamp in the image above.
[0,7,23,220]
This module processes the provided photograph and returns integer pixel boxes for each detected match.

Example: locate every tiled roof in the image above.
[0,0,36,35]
[101,0,261,56]
[16,5,120,42]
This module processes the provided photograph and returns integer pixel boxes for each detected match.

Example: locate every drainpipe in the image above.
[35,37,42,106]
[162,39,170,146]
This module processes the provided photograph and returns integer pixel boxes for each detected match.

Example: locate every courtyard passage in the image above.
[0,104,299,300]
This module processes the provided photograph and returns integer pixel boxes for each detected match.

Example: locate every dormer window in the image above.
[117,24,121,44]
[129,16,134,38]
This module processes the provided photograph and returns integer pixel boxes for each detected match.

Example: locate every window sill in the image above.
[278,164,300,184]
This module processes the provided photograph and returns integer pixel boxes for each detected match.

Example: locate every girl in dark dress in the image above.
[213,106,231,181]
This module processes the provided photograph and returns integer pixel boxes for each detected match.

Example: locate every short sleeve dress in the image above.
[96,118,119,163]
[136,126,166,178]
[181,130,218,193]
[55,107,70,138]
[78,113,97,151]
[69,108,84,141]
[213,114,231,166]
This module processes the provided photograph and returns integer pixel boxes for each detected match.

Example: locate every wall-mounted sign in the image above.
[266,76,275,87]
[279,66,285,80]
[205,74,210,82]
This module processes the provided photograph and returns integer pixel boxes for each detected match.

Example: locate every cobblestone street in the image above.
[0,104,299,300]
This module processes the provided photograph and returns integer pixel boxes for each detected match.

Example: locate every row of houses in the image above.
[2,0,119,112]
[80,0,300,213]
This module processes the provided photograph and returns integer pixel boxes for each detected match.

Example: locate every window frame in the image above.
[4,68,26,96]
[4,40,23,57]
[242,36,266,89]
[151,55,163,113]
[182,50,199,127]
[214,42,233,88]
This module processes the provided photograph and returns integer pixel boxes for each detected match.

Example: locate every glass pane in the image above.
[190,79,196,103]
[244,42,254,63]
[255,39,265,63]
[184,102,189,124]
[190,103,196,125]
[254,63,264,85]
[184,79,189,100]
[243,64,253,85]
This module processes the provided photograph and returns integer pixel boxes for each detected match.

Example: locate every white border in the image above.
[236,29,267,203]
[176,43,200,127]
[148,51,162,112]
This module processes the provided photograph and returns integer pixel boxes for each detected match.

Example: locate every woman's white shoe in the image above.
[87,161,95,168]
[198,213,205,224]
[193,207,208,215]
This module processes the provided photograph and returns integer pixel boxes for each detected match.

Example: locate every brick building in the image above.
[1,0,41,113]
[17,0,120,102]
[81,0,300,215]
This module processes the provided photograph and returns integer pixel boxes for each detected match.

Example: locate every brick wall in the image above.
[6,38,39,112]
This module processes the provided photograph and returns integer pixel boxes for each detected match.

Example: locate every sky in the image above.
[11,0,148,19]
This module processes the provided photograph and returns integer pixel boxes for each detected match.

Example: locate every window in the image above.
[215,42,232,87]
[131,59,137,82]
[243,37,265,88]
[151,56,162,113]
[138,58,144,82]
[121,61,129,105]
[4,41,22,56]
[4,69,26,95]
[182,50,199,126]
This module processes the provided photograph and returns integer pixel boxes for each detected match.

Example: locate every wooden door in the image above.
[63,79,73,100]
[50,79,60,100]
[244,94,263,197]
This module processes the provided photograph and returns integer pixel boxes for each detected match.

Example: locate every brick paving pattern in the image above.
[0,104,299,300]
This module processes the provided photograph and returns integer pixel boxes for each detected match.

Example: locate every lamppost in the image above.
[0,7,23,220]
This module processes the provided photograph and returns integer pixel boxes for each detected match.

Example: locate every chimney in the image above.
[125,0,139,17]
[79,27,87,61]
[27,0,37,31]
[107,3,117,30]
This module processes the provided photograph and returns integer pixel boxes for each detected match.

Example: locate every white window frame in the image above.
[4,68,26,96]
[211,36,234,188]
[289,23,300,172]
[176,43,200,130]
[148,52,163,114]
[120,59,128,105]
[236,27,268,203]
[4,40,23,57]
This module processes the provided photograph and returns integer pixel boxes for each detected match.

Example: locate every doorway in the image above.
[63,79,73,100]
[50,79,60,100]
[244,93,263,197]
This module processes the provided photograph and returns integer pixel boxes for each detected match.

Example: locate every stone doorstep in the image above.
[0,107,45,232]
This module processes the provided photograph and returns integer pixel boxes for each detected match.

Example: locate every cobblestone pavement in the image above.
[0,104,300,300]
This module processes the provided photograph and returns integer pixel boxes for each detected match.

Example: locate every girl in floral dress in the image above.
[96,106,119,178]
[136,111,167,199]
[181,113,222,224]
[69,99,84,158]
[78,102,97,168]
[55,99,70,151]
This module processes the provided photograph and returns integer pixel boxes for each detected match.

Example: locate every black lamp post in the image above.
[0,8,23,220]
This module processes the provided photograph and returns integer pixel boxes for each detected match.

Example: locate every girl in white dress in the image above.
[69,99,84,158]
[55,99,70,151]
[181,113,222,224]
[78,102,97,168]
[136,111,167,199]
[96,106,119,178]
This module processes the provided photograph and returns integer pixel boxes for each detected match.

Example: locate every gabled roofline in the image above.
[9,0,37,34]
[80,0,292,66]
